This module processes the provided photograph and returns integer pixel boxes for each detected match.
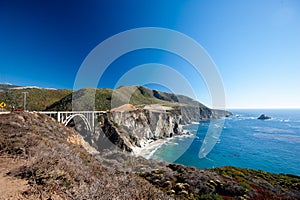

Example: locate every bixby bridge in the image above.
[38,111,106,133]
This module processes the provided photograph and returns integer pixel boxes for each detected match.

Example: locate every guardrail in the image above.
[0,112,10,114]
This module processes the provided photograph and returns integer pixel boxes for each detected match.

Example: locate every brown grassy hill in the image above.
[0,112,167,199]
[0,112,299,199]
[99,149,300,200]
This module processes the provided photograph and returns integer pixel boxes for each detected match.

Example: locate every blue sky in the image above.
[0,0,299,108]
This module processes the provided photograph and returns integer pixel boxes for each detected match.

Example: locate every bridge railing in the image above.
[38,111,106,114]
[0,111,11,115]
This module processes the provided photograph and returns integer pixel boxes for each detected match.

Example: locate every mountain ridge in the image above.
[0,83,221,114]
[46,85,215,112]
[0,83,21,91]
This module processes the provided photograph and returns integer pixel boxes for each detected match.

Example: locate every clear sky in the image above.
[0,0,299,109]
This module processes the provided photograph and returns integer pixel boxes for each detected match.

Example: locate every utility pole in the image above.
[22,92,28,111]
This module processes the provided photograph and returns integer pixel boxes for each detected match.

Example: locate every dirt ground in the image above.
[0,157,29,200]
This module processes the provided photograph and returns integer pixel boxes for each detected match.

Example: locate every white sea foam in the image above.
[133,133,194,159]
[133,139,168,159]
[280,119,290,122]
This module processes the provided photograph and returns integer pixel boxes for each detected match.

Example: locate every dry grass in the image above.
[0,113,169,199]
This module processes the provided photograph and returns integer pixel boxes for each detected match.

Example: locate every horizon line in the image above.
[226,107,300,110]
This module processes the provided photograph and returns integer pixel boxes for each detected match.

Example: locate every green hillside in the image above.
[0,88,72,111]
[0,85,210,112]
[46,88,113,111]
[46,85,207,111]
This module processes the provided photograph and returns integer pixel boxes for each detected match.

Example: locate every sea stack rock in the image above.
[258,114,271,120]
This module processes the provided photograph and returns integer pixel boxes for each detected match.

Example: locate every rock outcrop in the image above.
[258,114,271,120]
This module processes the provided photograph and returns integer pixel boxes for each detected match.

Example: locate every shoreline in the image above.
[133,129,194,159]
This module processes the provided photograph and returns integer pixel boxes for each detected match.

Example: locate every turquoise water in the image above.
[151,109,300,176]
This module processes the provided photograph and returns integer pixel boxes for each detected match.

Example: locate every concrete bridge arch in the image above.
[63,113,92,133]
[38,111,106,134]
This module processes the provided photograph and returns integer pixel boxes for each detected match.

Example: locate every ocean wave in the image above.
[253,133,300,143]
[231,116,257,121]
[280,119,290,122]
[253,127,295,134]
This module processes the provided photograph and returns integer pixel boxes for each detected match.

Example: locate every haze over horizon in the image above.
[1,0,299,109]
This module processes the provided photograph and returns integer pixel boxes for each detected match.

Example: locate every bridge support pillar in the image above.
[57,112,61,123]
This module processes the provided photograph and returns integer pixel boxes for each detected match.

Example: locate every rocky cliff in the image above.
[42,85,232,152]
[111,108,183,145]
[86,103,231,153]
[173,105,231,124]
[86,105,184,152]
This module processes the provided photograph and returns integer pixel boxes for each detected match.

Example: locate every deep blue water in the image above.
[151,109,300,176]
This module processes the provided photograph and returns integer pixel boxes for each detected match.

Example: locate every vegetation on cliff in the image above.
[99,149,300,199]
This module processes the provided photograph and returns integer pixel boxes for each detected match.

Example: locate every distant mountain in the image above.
[0,83,21,91]
[0,83,51,91]
[10,86,41,90]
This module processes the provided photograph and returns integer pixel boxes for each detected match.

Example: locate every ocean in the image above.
[147,109,300,176]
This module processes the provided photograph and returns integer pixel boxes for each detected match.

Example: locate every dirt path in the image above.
[0,157,29,200]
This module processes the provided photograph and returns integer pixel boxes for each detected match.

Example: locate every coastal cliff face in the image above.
[111,109,183,143]
[89,107,183,152]
[176,106,231,124]
[87,104,231,152]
